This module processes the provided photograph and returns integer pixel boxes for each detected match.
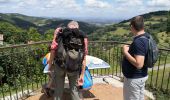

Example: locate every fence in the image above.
[0,41,170,99]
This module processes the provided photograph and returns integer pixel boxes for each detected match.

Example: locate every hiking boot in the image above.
[42,84,51,97]
[49,89,55,96]
[42,87,51,97]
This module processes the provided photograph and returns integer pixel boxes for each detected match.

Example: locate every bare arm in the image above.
[123,45,144,69]
[78,38,88,86]
[80,38,88,76]
[48,28,61,71]
[48,50,55,70]
[80,57,86,77]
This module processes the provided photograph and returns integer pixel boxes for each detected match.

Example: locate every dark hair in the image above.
[130,16,144,31]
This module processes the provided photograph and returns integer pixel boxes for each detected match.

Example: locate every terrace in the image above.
[0,41,169,100]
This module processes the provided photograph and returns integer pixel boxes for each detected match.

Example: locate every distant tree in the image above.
[167,11,170,36]
[28,27,41,41]
[160,18,163,22]
[0,22,28,44]
[0,66,4,84]
[165,37,170,47]
[151,33,159,43]
[43,29,54,41]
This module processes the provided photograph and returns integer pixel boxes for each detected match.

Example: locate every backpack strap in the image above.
[138,35,150,67]
[138,33,149,39]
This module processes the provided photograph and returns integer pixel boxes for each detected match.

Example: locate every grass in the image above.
[123,22,130,25]
[156,50,170,66]
[145,21,160,25]
[99,27,129,40]
[124,20,161,25]
[151,16,167,21]
[157,32,167,43]
[147,67,170,90]
[112,27,129,35]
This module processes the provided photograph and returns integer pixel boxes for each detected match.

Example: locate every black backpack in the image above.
[54,28,85,71]
[140,33,159,68]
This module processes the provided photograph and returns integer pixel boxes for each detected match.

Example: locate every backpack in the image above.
[54,28,85,71]
[140,33,159,68]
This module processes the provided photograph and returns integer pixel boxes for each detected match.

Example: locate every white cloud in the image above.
[24,0,39,6]
[43,0,82,17]
[115,0,143,6]
[44,0,80,9]
[14,0,40,10]
[147,0,170,7]
[6,0,81,17]
[0,0,170,19]
[115,0,128,3]
[0,0,21,3]
[0,0,7,3]
[84,0,111,8]
[113,0,144,18]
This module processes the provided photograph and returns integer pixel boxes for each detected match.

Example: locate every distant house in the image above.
[0,34,3,45]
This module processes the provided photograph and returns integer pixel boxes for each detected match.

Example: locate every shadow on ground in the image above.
[39,88,95,100]
[26,84,123,100]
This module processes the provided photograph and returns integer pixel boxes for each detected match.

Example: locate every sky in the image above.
[0,0,170,20]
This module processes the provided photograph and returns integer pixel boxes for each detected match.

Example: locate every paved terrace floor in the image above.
[25,76,152,100]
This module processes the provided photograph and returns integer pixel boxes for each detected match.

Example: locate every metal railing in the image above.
[0,41,170,99]
[0,41,51,100]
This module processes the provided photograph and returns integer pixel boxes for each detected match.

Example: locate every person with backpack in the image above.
[48,21,88,100]
[122,16,158,100]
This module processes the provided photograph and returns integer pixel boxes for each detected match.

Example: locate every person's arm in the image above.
[48,27,61,71]
[48,50,55,71]
[78,38,88,86]
[123,43,145,69]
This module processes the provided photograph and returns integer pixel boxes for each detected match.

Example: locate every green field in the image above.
[147,67,170,90]
[146,66,170,100]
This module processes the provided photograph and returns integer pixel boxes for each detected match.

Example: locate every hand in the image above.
[51,41,57,49]
[78,74,84,86]
[53,27,62,39]
[123,45,129,54]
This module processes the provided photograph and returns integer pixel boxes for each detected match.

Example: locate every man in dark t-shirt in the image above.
[122,16,149,100]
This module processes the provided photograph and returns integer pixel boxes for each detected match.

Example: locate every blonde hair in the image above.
[67,21,79,29]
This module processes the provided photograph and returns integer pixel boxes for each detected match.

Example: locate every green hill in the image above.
[89,10,170,48]
[0,13,98,34]
[0,13,37,29]
[1,11,170,47]
[39,19,97,34]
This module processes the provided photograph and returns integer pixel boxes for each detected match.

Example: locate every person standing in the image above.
[49,21,88,100]
[122,16,149,100]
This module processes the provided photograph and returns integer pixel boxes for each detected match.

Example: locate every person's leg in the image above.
[123,77,141,100]
[139,76,148,100]
[53,66,66,100]
[67,71,80,100]
[44,62,55,90]
[123,77,130,100]
[47,73,52,88]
